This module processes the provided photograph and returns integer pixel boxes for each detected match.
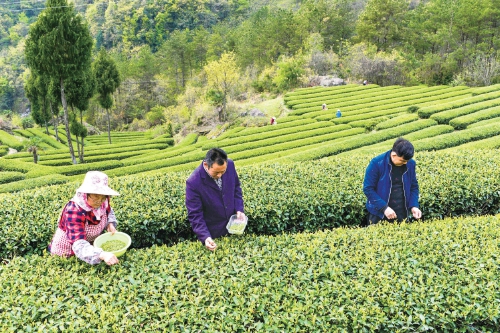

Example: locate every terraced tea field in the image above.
[1,83,500,193]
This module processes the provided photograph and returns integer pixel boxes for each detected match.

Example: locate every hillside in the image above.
[1,0,499,135]
[1,83,500,194]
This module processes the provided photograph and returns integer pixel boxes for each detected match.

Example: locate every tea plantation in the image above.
[1,84,500,331]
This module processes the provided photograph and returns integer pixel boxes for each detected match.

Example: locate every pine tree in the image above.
[25,0,93,164]
[93,47,121,144]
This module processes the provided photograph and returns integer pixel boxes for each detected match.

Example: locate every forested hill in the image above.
[0,0,499,133]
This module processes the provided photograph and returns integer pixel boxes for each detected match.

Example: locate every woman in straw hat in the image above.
[49,171,121,265]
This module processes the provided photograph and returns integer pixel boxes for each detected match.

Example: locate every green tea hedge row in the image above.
[222,118,317,140]
[470,83,500,95]
[310,88,471,121]
[0,174,69,194]
[120,146,196,166]
[289,86,411,115]
[448,105,500,129]
[274,115,304,123]
[430,98,500,124]
[375,113,419,130]
[38,149,161,166]
[0,171,24,184]
[290,85,408,110]
[26,128,67,149]
[0,157,57,177]
[47,128,93,146]
[2,150,500,262]
[467,116,500,128]
[219,125,356,155]
[336,125,455,157]
[412,122,500,151]
[106,150,206,177]
[5,140,172,162]
[227,128,365,161]
[0,130,23,150]
[284,85,378,106]
[176,133,199,147]
[3,215,499,332]
[54,160,124,176]
[448,137,500,150]
[287,85,401,109]
[213,126,245,140]
[292,86,468,116]
[331,107,408,125]
[283,84,371,100]
[201,122,341,150]
[417,89,500,118]
[347,116,391,130]
[291,85,450,110]
[279,119,437,161]
[12,129,53,149]
[0,145,8,156]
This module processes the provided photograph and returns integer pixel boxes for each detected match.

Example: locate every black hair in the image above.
[204,148,228,168]
[392,137,414,160]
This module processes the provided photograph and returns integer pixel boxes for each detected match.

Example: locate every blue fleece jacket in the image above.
[363,150,420,219]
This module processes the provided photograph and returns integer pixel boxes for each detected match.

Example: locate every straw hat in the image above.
[76,171,120,196]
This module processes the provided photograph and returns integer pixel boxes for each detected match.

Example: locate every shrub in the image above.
[0,130,24,150]
[0,171,25,184]
[2,150,500,260]
[449,105,500,129]
[201,122,342,150]
[0,145,8,157]
[0,174,69,194]
[1,215,499,332]
[375,113,419,130]
[407,105,419,113]
[413,122,500,151]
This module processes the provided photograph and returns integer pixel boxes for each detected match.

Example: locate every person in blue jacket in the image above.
[363,137,422,225]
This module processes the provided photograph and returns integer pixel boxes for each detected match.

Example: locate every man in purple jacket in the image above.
[185,148,245,251]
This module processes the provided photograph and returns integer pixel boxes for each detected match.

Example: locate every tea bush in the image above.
[0,174,69,194]
[375,113,419,130]
[412,122,500,151]
[430,99,500,124]
[0,171,25,184]
[26,128,67,149]
[418,89,500,118]
[449,105,500,129]
[1,150,500,260]
[0,144,8,156]
[1,215,499,332]
[201,121,338,150]
[0,130,24,150]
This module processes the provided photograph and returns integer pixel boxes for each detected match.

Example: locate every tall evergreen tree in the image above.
[92,47,121,144]
[25,0,93,164]
[24,72,51,134]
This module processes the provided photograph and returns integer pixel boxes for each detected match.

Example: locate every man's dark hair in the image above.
[392,137,414,160]
[204,148,228,168]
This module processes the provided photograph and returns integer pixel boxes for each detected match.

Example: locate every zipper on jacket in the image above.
[402,168,408,217]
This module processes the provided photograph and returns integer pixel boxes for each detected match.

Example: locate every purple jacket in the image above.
[185,159,244,243]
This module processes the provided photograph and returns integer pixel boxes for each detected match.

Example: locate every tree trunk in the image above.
[80,137,85,163]
[107,108,112,144]
[60,78,77,164]
[75,134,81,162]
[44,121,49,135]
[79,111,85,163]
[51,102,60,142]
[32,147,37,164]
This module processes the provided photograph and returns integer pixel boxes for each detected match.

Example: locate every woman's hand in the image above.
[107,223,116,235]
[99,251,119,265]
